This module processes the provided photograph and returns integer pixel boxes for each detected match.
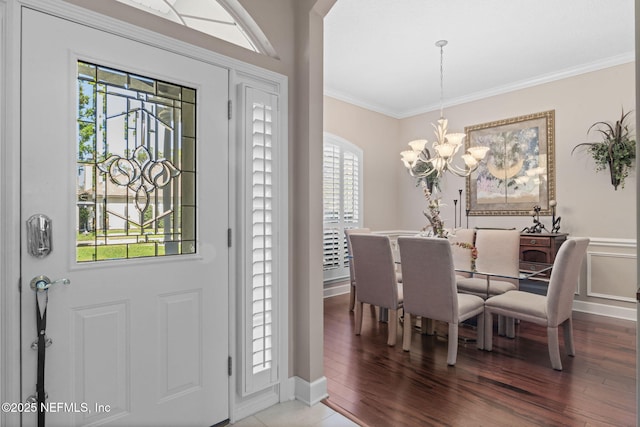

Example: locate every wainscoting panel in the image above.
[585,238,637,303]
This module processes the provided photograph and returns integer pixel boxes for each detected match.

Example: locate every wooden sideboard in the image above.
[519,233,568,278]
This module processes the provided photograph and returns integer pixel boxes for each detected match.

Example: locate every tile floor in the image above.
[231,400,359,427]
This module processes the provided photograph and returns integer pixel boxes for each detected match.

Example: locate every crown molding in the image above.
[323,88,405,119]
[325,52,635,120]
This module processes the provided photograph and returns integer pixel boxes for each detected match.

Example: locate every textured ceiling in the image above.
[324,0,635,118]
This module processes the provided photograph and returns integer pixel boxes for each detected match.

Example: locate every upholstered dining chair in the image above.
[448,228,476,280]
[349,233,403,346]
[456,228,520,298]
[398,236,485,365]
[456,228,520,337]
[484,238,589,370]
[345,227,371,312]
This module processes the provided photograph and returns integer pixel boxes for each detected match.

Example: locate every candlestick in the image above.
[453,199,458,229]
[550,200,561,233]
[458,189,463,230]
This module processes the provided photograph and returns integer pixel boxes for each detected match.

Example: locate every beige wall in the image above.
[399,63,637,310]
[326,63,637,311]
[324,96,401,230]
[399,63,636,238]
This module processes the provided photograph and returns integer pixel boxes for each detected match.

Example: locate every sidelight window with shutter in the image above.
[238,83,282,396]
[322,133,363,283]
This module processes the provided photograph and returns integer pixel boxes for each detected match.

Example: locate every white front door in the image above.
[21,8,229,426]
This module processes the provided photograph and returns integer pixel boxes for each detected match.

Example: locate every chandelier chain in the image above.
[439,43,444,119]
[400,39,489,179]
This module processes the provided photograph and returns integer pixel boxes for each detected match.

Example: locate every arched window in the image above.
[323,133,363,283]
[115,0,277,57]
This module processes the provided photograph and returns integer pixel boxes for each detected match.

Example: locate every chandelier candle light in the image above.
[400,40,489,178]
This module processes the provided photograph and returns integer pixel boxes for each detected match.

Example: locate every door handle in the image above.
[30,275,70,292]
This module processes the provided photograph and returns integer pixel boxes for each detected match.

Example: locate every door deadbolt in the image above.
[26,214,52,258]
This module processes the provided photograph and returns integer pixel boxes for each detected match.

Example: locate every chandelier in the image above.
[400,40,489,178]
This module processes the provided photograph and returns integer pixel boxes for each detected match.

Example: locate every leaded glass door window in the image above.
[77,61,196,262]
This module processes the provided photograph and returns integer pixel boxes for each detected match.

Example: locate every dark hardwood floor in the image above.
[323,293,636,427]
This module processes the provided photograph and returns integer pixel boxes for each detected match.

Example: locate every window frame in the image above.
[235,80,287,399]
[322,132,363,284]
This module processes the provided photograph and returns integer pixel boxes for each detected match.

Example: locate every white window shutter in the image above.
[241,85,279,395]
[322,134,363,282]
[322,143,341,271]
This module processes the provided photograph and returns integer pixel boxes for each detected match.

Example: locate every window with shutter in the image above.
[240,85,281,395]
[322,133,363,283]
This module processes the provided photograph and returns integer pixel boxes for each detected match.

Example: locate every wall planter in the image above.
[572,110,636,190]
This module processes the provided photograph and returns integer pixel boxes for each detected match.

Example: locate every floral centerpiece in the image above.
[421,184,446,238]
[451,241,478,271]
[420,183,478,270]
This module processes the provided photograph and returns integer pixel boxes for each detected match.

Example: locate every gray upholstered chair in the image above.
[456,228,520,298]
[484,238,590,370]
[350,233,403,346]
[345,227,371,312]
[398,236,485,365]
[448,228,476,279]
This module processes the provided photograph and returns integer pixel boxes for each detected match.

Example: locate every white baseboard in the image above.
[293,376,328,406]
[573,300,636,321]
[323,283,350,299]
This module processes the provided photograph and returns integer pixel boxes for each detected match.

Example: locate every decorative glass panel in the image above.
[76,61,196,262]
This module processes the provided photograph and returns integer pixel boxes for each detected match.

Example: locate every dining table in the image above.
[455,265,554,299]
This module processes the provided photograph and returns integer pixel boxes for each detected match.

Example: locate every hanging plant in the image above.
[572,110,636,190]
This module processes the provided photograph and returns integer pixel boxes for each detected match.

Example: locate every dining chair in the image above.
[456,228,520,297]
[448,228,476,279]
[484,238,589,370]
[345,227,371,312]
[349,233,403,346]
[456,228,520,336]
[398,236,485,365]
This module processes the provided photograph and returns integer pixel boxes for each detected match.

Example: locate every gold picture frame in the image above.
[465,110,555,216]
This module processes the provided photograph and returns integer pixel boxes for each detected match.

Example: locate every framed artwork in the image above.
[465,110,555,216]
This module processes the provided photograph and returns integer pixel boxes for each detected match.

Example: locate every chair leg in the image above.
[476,313,485,350]
[506,317,515,338]
[387,309,397,346]
[349,284,356,312]
[421,318,435,335]
[355,301,363,335]
[402,312,412,351]
[447,323,458,366]
[484,311,493,351]
[547,326,563,370]
[497,314,506,336]
[563,317,575,357]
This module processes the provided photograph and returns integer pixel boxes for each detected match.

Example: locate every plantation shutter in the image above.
[241,85,279,395]
[322,134,363,282]
[322,143,341,272]
[342,150,360,236]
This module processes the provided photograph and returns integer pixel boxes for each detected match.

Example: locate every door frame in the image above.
[0,1,289,425]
